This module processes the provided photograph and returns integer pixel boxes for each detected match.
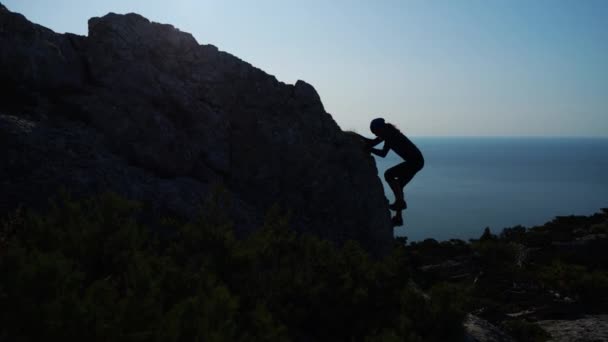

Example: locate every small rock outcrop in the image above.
[0,4,392,253]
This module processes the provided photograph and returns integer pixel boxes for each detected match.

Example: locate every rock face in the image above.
[0,4,393,254]
[538,315,608,342]
[464,314,515,342]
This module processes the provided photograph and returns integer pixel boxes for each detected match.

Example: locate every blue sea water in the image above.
[372,137,608,242]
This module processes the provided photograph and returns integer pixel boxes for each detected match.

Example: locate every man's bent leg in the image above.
[385,163,407,210]
[392,209,404,227]
[388,179,406,210]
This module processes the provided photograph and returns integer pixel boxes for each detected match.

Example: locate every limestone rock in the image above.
[0,4,392,254]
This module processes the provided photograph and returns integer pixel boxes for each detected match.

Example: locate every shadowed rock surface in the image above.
[0,3,392,254]
[538,315,608,342]
[464,314,515,342]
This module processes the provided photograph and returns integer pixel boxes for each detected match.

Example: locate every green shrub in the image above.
[0,193,467,341]
[540,260,608,309]
[472,239,519,270]
[499,226,527,243]
[502,319,550,342]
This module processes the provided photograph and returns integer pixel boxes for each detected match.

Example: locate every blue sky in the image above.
[4,0,608,136]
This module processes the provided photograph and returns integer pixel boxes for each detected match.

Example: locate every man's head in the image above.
[370,117,386,136]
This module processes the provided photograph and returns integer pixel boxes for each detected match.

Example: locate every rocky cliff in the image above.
[0,4,392,253]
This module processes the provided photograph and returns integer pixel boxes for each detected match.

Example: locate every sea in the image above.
[372,137,608,242]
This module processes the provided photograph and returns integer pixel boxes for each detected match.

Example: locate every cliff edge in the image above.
[0,4,392,254]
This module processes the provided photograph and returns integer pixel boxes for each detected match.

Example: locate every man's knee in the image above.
[416,158,425,171]
[384,168,396,182]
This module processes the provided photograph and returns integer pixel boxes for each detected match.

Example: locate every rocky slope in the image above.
[408,209,608,341]
[0,4,392,253]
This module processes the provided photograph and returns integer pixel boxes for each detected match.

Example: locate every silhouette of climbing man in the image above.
[366,118,424,227]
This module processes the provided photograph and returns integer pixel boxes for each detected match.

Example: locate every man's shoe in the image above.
[391,215,403,227]
[389,199,407,210]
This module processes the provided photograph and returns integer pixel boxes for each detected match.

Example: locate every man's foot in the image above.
[391,215,403,227]
[389,199,407,210]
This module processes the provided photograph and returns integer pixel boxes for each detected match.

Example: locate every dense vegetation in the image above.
[0,193,466,341]
[2,191,606,341]
[408,210,608,342]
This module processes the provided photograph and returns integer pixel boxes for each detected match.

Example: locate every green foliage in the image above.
[404,210,607,339]
[479,227,497,241]
[409,239,471,265]
[539,260,608,309]
[499,226,527,243]
[0,193,245,341]
[502,320,550,342]
[0,193,467,341]
[423,283,468,339]
[471,239,519,271]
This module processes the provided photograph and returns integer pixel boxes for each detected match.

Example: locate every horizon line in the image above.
[403,135,608,139]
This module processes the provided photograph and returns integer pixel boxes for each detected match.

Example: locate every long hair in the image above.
[385,123,402,134]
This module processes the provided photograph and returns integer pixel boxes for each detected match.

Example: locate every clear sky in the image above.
[4,0,608,136]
